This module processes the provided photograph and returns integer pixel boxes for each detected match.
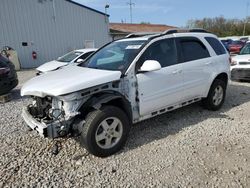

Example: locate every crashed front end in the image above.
[20,65,123,138]
[22,94,84,138]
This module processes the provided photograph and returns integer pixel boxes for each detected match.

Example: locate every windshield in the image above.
[240,44,250,55]
[57,51,82,62]
[81,40,146,72]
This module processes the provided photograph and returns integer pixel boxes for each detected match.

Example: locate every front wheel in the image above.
[80,106,130,157]
[202,79,227,111]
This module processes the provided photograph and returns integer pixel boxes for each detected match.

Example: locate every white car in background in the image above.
[231,42,250,81]
[36,48,97,74]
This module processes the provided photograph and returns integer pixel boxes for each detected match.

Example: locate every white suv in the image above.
[21,29,230,157]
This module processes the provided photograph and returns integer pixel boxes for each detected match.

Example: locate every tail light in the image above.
[0,67,10,75]
[229,57,232,65]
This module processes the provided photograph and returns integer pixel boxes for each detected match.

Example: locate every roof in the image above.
[110,23,176,34]
[117,31,216,42]
[66,0,109,16]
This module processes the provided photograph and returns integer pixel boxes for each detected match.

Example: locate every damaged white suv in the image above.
[21,29,230,157]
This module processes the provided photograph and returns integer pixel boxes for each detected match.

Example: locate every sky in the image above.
[73,0,250,27]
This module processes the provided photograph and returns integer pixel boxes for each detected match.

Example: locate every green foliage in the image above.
[140,21,151,24]
[186,16,250,37]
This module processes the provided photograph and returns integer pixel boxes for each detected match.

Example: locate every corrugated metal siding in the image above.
[0,0,110,68]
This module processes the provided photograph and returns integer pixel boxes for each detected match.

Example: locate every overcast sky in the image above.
[73,0,249,27]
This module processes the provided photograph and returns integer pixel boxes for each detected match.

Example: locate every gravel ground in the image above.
[0,70,250,187]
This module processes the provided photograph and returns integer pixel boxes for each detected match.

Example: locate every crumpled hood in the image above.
[36,60,68,73]
[21,66,121,97]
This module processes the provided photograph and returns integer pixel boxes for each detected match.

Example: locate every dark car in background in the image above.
[228,40,246,54]
[221,39,233,51]
[0,55,18,95]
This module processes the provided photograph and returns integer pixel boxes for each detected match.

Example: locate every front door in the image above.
[136,38,183,116]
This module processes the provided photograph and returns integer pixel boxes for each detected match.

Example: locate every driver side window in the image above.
[136,38,178,71]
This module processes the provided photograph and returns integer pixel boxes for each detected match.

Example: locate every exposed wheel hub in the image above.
[95,117,123,149]
[213,85,224,106]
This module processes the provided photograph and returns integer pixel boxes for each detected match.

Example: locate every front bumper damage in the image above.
[22,107,67,138]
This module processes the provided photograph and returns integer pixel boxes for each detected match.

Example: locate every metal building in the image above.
[0,0,110,68]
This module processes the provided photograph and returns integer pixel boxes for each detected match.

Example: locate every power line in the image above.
[127,0,135,23]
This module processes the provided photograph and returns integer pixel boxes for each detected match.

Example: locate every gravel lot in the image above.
[0,70,250,187]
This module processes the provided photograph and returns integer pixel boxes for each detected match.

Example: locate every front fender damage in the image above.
[22,81,126,138]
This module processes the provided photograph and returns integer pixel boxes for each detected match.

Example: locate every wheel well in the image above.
[105,98,132,124]
[214,73,228,86]
[79,92,132,124]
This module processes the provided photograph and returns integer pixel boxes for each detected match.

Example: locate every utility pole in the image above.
[127,0,135,24]
[243,1,249,36]
[105,4,110,23]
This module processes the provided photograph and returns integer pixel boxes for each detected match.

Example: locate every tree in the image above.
[186,16,250,37]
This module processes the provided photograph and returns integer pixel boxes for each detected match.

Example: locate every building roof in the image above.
[66,0,109,16]
[110,23,176,34]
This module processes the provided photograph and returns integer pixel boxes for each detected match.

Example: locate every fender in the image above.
[80,91,133,122]
[91,93,122,109]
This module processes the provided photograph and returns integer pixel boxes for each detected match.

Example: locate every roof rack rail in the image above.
[189,28,210,33]
[162,28,210,35]
[148,28,210,40]
[125,32,161,38]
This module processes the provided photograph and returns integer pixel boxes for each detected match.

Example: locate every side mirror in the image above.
[76,59,84,63]
[139,60,161,72]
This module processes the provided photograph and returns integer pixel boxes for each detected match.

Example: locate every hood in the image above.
[21,66,121,97]
[232,54,250,62]
[36,60,68,72]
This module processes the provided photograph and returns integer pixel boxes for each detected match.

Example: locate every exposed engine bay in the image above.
[23,80,132,139]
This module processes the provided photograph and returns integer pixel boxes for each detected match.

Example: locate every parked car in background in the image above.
[228,40,245,54]
[221,39,233,51]
[231,42,250,81]
[0,54,18,95]
[36,48,97,74]
[21,29,230,157]
[240,36,250,43]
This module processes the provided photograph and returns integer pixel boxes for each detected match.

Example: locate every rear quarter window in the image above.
[205,37,227,55]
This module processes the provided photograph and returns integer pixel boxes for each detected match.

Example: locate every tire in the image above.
[202,79,226,111]
[80,105,130,157]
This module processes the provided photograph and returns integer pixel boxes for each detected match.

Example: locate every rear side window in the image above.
[179,37,210,62]
[205,37,226,55]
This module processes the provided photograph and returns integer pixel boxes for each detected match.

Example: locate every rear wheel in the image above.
[202,79,226,111]
[80,106,130,157]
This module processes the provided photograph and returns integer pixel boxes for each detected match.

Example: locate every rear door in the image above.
[176,37,211,100]
[136,38,183,116]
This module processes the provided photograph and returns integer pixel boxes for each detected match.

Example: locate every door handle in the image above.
[205,61,212,65]
[172,70,182,74]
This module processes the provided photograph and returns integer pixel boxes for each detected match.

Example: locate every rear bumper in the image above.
[231,68,250,80]
[22,107,61,138]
